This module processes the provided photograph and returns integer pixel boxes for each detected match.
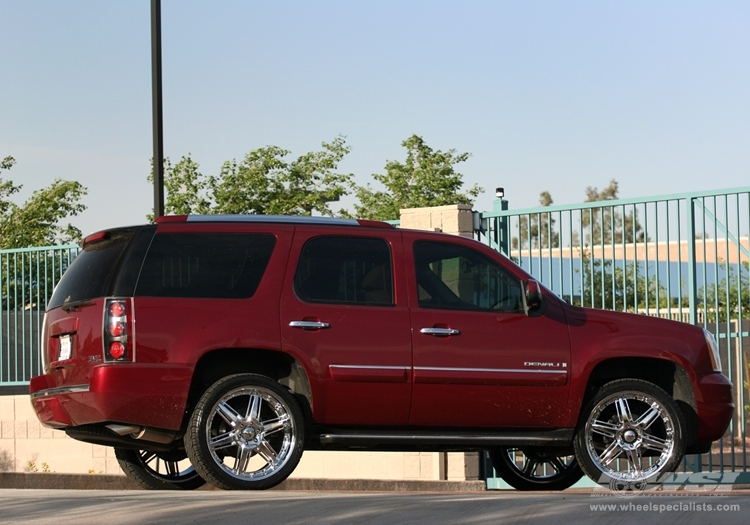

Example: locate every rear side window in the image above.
[48,230,134,310]
[135,233,276,299]
[294,236,393,305]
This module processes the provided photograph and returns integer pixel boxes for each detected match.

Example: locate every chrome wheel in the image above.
[575,379,685,484]
[489,447,583,491]
[115,447,205,490]
[186,374,304,490]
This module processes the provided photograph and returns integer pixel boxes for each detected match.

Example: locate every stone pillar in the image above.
[399,204,474,239]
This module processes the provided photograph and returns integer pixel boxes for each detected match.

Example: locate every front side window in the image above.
[135,233,276,299]
[414,241,523,312]
[294,236,393,305]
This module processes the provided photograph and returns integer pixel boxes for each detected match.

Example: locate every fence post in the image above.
[686,196,698,326]
[493,188,509,256]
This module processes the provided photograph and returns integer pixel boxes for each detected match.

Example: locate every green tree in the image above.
[512,191,559,250]
[576,251,668,311]
[582,179,645,245]
[700,262,750,323]
[0,156,87,249]
[150,137,354,218]
[348,135,482,221]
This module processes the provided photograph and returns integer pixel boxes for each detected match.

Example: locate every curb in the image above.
[0,473,487,492]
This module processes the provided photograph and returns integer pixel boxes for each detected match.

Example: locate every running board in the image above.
[309,428,574,452]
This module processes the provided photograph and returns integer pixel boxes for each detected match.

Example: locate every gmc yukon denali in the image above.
[30,215,733,491]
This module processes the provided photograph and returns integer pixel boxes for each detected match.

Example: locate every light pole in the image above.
[151,0,164,219]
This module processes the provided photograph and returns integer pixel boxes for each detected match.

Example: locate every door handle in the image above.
[289,320,330,330]
[420,327,460,336]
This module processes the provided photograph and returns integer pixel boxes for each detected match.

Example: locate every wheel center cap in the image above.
[241,427,257,440]
[623,429,637,443]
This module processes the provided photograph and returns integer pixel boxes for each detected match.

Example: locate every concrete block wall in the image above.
[0,394,120,474]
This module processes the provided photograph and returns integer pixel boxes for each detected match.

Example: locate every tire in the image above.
[489,447,584,491]
[574,379,686,485]
[185,373,305,490]
[115,447,206,490]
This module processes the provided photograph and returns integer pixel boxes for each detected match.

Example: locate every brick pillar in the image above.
[399,204,474,239]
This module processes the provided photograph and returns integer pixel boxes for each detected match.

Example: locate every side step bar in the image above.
[309,428,575,451]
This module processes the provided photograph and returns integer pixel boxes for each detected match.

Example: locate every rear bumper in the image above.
[29,364,193,431]
[694,372,734,443]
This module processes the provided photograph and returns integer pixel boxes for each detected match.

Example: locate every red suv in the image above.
[30,215,733,491]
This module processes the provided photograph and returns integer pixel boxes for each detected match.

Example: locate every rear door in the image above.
[280,227,412,426]
[405,233,571,428]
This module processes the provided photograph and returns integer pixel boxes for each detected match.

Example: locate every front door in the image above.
[405,234,571,428]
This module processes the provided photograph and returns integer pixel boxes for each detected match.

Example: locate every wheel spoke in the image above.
[549,457,566,473]
[257,440,278,464]
[634,404,661,429]
[234,446,252,475]
[216,401,242,427]
[590,419,619,439]
[615,397,632,423]
[625,447,641,474]
[246,394,262,422]
[598,440,623,466]
[262,414,290,436]
[140,451,157,465]
[522,458,539,476]
[641,432,670,452]
[210,431,237,451]
[165,461,179,476]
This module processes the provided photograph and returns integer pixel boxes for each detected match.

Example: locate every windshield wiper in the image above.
[61,300,96,312]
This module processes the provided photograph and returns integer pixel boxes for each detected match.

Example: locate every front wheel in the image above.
[185,373,305,490]
[114,447,205,490]
[574,379,686,485]
[489,447,583,491]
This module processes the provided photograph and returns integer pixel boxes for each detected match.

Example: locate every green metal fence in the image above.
[0,244,79,387]
[476,185,750,479]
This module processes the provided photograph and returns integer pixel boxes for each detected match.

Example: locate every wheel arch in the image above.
[185,348,314,431]
[581,357,698,447]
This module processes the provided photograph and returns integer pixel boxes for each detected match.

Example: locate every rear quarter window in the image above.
[135,233,276,299]
[47,230,135,310]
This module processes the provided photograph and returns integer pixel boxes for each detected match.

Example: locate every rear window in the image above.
[48,230,135,310]
[135,233,276,299]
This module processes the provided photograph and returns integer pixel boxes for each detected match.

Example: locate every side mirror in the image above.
[525,279,543,312]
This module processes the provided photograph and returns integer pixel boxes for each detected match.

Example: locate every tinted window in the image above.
[295,237,393,305]
[135,233,276,299]
[48,230,135,310]
[414,241,523,312]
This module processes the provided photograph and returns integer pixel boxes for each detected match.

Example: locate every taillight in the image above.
[103,298,134,362]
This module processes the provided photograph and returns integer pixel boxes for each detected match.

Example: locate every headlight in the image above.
[703,329,722,373]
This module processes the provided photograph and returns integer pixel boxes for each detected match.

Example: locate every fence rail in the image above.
[0,244,79,386]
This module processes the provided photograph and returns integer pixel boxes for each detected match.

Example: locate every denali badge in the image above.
[524,361,567,368]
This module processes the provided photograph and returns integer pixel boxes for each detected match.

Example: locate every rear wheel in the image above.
[115,447,205,490]
[574,379,686,485]
[489,447,583,491]
[185,373,304,490]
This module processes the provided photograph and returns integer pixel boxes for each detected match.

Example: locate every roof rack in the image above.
[155,214,393,228]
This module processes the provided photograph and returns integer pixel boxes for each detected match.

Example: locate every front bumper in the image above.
[694,372,734,443]
[29,364,193,431]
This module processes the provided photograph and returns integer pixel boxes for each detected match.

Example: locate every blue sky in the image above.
[1,1,749,237]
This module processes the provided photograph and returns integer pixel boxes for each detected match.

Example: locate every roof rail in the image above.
[156,214,393,228]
